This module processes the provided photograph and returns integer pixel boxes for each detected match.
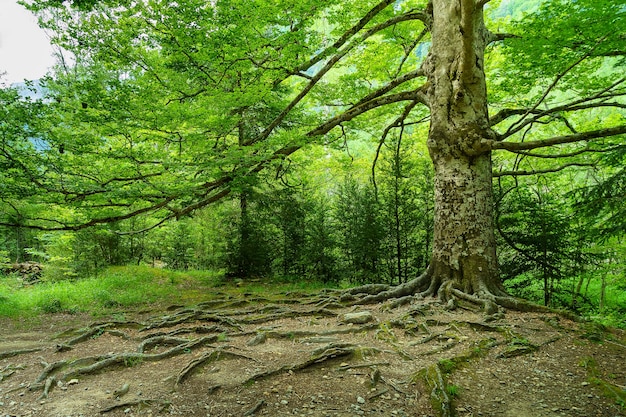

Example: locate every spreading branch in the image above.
[503,36,609,138]
[493,162,595,177]
[488,125,626,152]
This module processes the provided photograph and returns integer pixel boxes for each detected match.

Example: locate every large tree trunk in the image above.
[424,1,507,301]
[344,1,544,312]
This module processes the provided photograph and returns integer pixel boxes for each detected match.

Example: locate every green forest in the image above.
[0,0,625,328]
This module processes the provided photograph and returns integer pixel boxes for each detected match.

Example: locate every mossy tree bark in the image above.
[416,1,510,307]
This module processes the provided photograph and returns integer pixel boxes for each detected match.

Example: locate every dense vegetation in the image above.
[1,0,624,325]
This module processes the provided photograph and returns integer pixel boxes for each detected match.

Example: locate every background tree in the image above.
[335,177,383,284]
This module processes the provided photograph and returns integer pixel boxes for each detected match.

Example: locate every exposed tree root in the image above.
[62,323,139,346]
[245,323,380,346]
[99,398,171,413]
[336,264,555,317]
[144,324,229,339]
[338,361,390,371]
[141,310,244,332]
[0,347,43,360]
[235,307,337,324]
[421,363,454,417]
[175,348,258,387]
[242,342,380,386]
[138,336,201,353]
[341,268,433,305]
[0,364,24,382]
[32,336,219,396]
[243,399,266,416]
[38,376,56,400]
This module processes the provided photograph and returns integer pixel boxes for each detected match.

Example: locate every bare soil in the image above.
[0,291,624,417]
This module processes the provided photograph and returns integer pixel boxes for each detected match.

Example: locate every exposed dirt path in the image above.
[1,292,624,417]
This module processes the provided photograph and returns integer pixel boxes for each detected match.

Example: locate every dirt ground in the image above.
[0,291,624,417]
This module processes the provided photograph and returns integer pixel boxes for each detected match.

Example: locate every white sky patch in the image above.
[0,0,56,85]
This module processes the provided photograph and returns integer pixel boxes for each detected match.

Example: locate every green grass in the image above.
[0,265,223,318]
[0,265,337,319]
[446,384,460,398]
[503,273,626,329]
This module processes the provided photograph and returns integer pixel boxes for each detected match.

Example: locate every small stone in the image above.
[68,379,79,386]
[280,399,289,405]
[247,332,267,346]
[341,311,374,324]
[357,396,366,404]
[581,382,590,386]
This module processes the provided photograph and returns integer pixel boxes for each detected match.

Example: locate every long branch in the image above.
[491,95,626,129]
[493,162,595,177]
[4,86,427,231]
[489,124,626,151]
[503,37,608,137]
[248,9,428,146]
[0,197,176,231]
[508,145,623,159]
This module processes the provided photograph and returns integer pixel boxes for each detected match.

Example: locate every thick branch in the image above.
[308,89,428,137]
[487,32,519,44]
[508,145,623,159]
[488,125,626,151]
[0,197,176,231]
[292,0,397,74]
[493,162,595,177]
[491,98,626,131]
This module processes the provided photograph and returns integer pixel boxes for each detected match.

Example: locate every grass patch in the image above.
[0,265,223,318]
[0,266,338,319]
[446,384,460,398]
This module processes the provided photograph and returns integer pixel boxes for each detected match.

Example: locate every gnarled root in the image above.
[341,266,434,305]
[338,263,551,315]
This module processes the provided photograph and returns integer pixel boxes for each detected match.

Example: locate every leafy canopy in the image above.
[1,0,624,232]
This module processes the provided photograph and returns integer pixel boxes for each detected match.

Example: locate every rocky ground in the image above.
[0,289,625,417]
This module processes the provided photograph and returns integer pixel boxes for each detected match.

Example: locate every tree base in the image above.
[335,264,551,315]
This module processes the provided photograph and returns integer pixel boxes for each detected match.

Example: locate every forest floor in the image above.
[1,284,625,417]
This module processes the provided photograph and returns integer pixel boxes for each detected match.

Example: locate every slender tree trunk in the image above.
[424,0,507,299]
[394,159,403,284]
[599,273,606,313]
